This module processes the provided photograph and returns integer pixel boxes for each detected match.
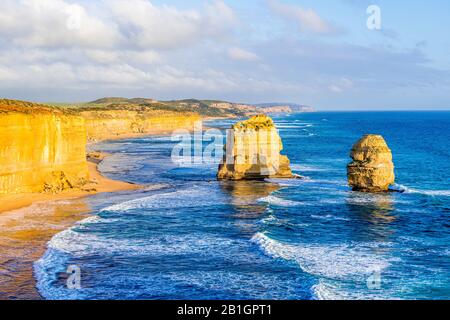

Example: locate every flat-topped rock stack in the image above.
[217,115,293,180]
[347,134,395,192]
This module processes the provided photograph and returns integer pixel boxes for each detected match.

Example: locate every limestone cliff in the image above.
[80,109,201,142]
[218,115,293,180]
[347,134,395,192]
[0,100,88,194]
[259,106,292,114]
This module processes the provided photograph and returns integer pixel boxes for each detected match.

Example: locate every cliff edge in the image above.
[218,115,293,180]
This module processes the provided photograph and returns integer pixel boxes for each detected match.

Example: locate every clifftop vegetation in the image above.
[78,97,259,117]
[1,97,311,118]
[0,99,70,115]
[233,115,275,130]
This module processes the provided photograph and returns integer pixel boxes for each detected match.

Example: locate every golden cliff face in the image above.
[347,134,395,192]
[80,110,201,142]
[0,100,88,194]
[218,115,293,180]
[0,99,203,195]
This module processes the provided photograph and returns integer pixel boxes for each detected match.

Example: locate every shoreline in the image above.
[0,153,140,215]
[0,117,219,215]
[0,150,141,300]
[0,118,222,300]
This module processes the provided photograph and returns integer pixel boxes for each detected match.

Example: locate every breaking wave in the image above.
[250,233,396,299]
[258,195,303,207]
[392,184,450,197]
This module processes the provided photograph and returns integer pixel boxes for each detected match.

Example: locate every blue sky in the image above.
[0,0,449,110]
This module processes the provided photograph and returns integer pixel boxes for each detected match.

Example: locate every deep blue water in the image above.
[34,112,450,300]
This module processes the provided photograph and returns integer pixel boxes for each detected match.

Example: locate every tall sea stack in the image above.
[217,115,293,180]
[347,134,395,192]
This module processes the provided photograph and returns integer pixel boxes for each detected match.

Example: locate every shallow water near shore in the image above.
[34,112,450,300]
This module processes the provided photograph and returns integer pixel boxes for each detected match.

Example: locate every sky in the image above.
[0,0,449,110]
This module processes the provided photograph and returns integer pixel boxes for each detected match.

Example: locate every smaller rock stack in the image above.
[347,134,395,192]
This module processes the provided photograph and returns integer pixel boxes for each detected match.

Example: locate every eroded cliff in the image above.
[218,115,293,180]
[80,109,201,142]
[0,100,88,194]
[0,99,204,195]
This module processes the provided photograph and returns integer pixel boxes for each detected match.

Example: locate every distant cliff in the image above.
[77,97,260,118]
[78,108,201,142]
[0,100,88,194]
[68,98,261,141]
[256,103,315,113]
[256,105,292,114]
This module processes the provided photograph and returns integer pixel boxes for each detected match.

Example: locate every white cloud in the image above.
[0,0,239,93]
[84,50,162,65]
[108,0,236,49]
[203,0,237,36]
[0,0,237,51]
[0,0,447,109]
[0,0,119,49]
[84,50,120,64]
[124,50,162,65]
[267,0,335,34]
[228,47,260,62]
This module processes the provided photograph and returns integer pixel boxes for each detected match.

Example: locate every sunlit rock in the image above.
[347,134,395,192]
[217,115,293,180]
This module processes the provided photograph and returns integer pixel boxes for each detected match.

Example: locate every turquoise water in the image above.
[34,112,450,300]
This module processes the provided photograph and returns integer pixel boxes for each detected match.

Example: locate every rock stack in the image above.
[347,134,395,192]
[217,115,293,180]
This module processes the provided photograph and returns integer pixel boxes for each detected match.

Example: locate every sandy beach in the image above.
[0,120,208,300]
[0,152,140,300]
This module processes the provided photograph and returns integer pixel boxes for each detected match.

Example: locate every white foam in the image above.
[345,193,406,205]
[276,125,301,129]
[260,215,310,228]
[265,178,307,187]
[408,188,450,196]
[45,215,238,258]
[141,184,170,192]
[34,249,85,300]
[312,280,387,300]
[251,233,394,281]
[290,164,327,172]
[311,214,350,221]
[101,187,215,212]
[391,184,450,197]
[258,195,303,207]
[312,280,345,300]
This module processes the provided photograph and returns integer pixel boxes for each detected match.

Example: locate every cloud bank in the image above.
[0,0,448,109]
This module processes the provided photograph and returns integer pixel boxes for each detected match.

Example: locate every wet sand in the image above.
[0,153,140,300]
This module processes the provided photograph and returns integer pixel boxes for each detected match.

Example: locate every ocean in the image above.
[34,112,450,300]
